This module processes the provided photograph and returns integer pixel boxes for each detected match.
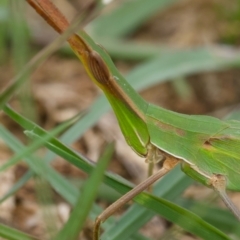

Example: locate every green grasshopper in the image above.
[28,0,240,239]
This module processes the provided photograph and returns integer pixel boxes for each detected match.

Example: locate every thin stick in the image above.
[93,157,179,240]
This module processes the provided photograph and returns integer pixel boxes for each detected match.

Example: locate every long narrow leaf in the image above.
[62,39,164,60]
[54,144,114,240]
[90,0,178,38]
[0,223,39,240]
[0,123,81,206]
[0,171,33,204]
[175,198,240,237]
[45,47,240,163]
[128,47,240,91]
[0,111,83,173]
[0,0,9,62]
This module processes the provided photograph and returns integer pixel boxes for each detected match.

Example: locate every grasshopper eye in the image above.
[88,51,110,85]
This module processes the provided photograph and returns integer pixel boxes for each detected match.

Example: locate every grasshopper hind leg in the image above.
[93,156,180,240]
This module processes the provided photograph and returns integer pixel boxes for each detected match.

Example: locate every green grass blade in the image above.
[0,223,39,240]
[44,96,110,162]
[9,1,29,70]
[225,109,240,121]
[0,110,83,173]
[0,171,33,204]
[0,0,8,62]
[54,144,114,240]
[130,235,151,240]
[62,39,164,60]
[134,195,231,240]
[0,124,79,206]
[9,0,37,121]
[128,47,240,91]
[3,105,86,162]
[176,198,240,237]
[90,0,178,38]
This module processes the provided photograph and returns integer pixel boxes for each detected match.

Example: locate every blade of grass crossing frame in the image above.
[53,143,114,240]
[2,105,87,162]
[61,39,163,61]
[9,0,36,121]
[175,199,240,237]
[0,171,33,204]
[0,223,40,240]
[0,110,84,173]
[127,47,240,91]
[0,0,8,62]
[9,1,29,69]
[89,0,178,38]
[0,124,78,205]
[43,96,110,163]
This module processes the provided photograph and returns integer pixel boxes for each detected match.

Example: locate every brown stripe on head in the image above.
[86,50,129,103]
[87,51,111,86]
[87,50,146,121]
